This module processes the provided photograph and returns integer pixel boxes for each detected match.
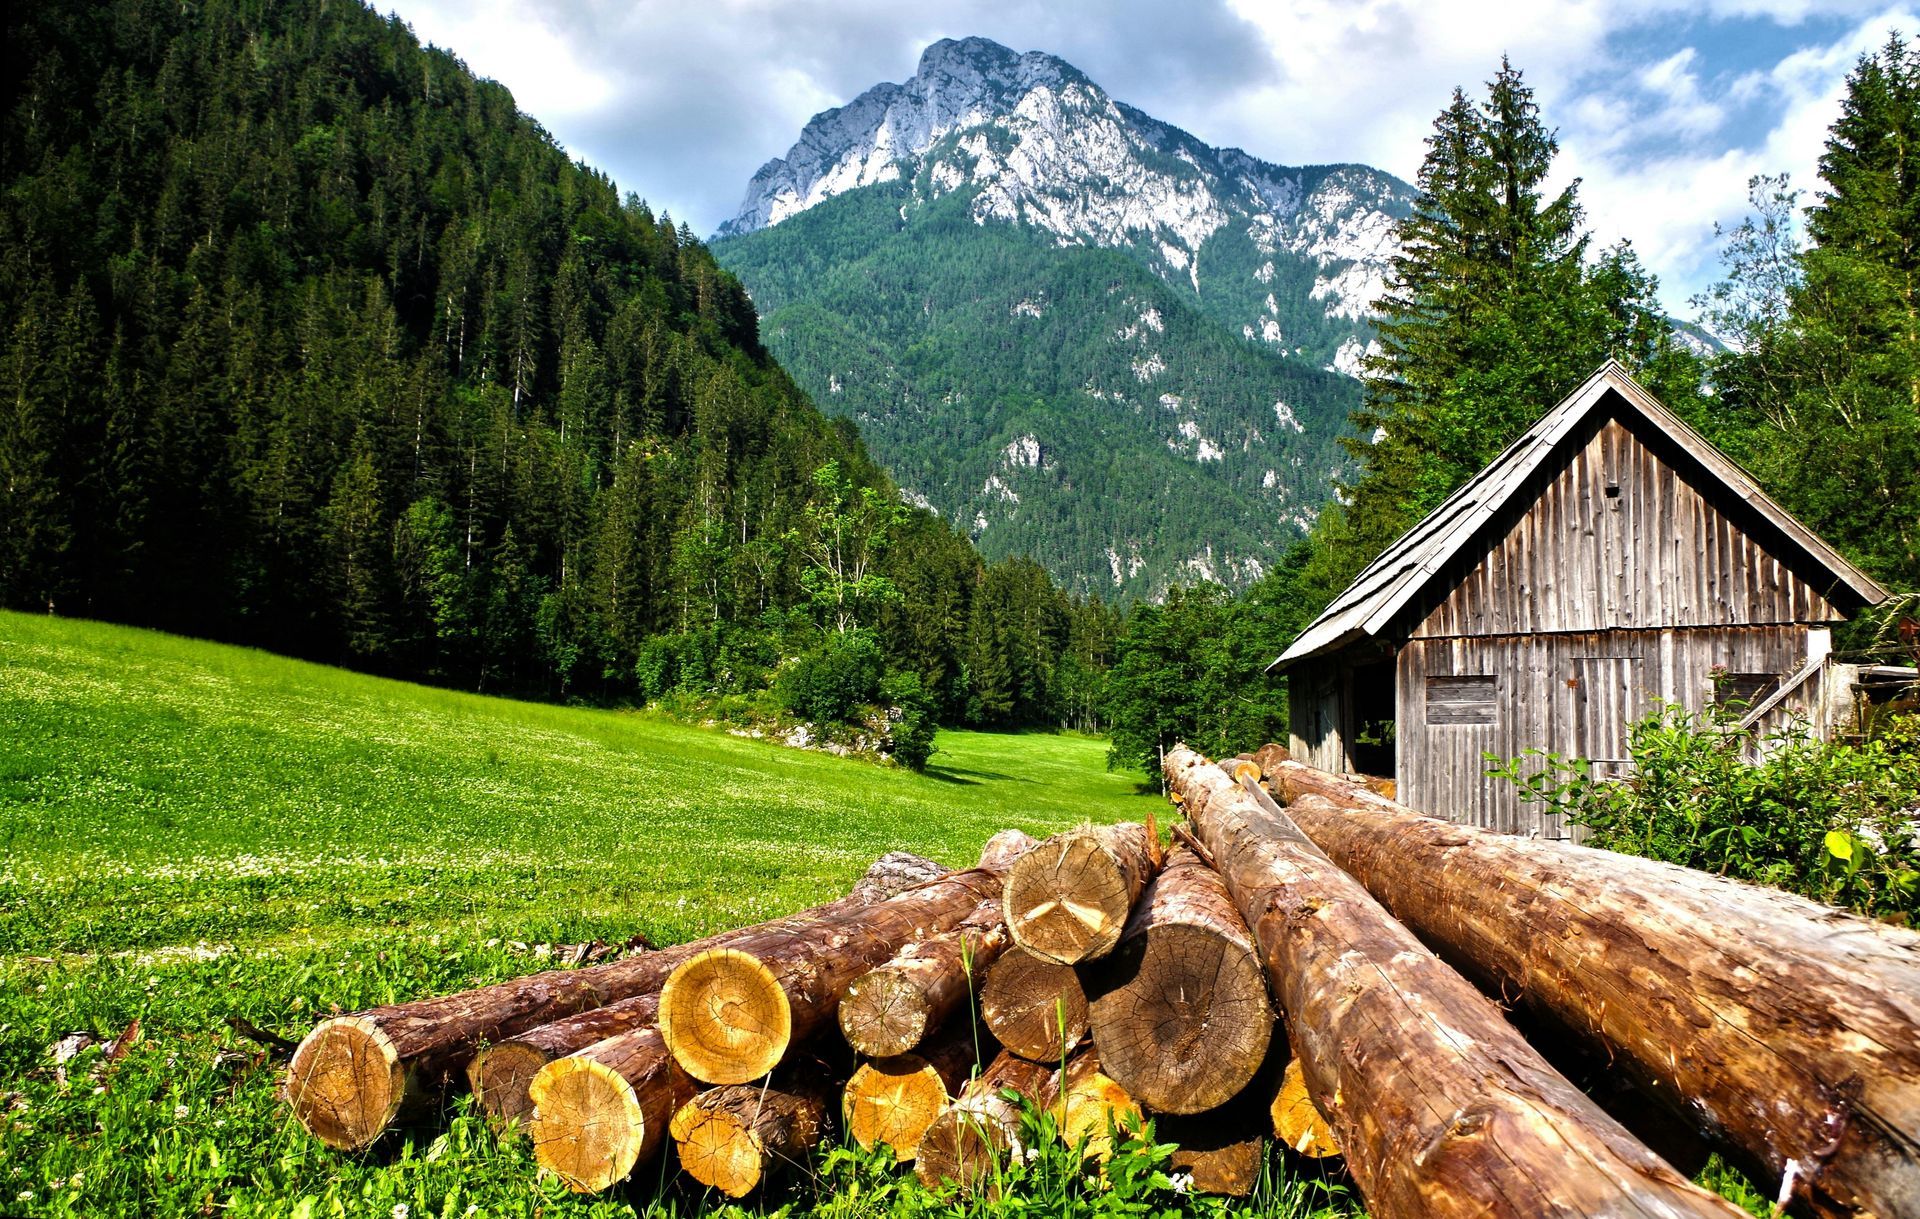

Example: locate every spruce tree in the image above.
[1328,59,1698,600]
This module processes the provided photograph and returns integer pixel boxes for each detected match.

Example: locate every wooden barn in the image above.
[1272,360,1889,839]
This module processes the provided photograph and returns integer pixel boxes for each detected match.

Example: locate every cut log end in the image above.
[980,946,1089,1061]
[286,1015,406,1151]
[527,1056,647,1194]
[1090,921,1273,1114]
[670,1097,764,1197]
[839,969,930,1059]
[1057,1070,1140,1162]
[659,948,790,1085]
[1003,831,1131,963]
[844,1054,953,1161]
[915,1098,1020,1196]
[1272,1057,1339,1158]
[468,1041,550,1130]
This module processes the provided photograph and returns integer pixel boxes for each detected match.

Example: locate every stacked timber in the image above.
[1165,744,1745,1218]
[1256,754,1920,1219]
[286,851,943,1150]
[283,759,1911,1215]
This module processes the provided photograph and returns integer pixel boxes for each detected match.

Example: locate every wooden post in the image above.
[1167,745,1744,1219]
[1264,756,1920,1219]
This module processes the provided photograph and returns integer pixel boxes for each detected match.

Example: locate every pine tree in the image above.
[1330,59,1698,600]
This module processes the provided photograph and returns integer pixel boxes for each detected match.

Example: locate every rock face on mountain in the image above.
[714,37,1417,598]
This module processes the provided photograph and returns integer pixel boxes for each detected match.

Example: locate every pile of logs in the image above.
[281,747,1920,1217]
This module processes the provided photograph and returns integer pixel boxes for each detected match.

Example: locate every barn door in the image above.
[1573,657,1647,781]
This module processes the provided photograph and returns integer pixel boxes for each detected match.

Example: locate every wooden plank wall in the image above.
[1287,658,1350,773]
[1409,415,1838,638]
[1397,625,1807,838]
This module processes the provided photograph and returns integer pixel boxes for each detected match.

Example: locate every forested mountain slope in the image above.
[713,37,1415,597]
[0,0,1095,724]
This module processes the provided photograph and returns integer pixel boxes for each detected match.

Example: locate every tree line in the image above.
[0,0,1113,747]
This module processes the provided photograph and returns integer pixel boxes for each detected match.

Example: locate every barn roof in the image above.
[1270,360,1888,672]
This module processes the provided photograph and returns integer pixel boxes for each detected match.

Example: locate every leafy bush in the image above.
[882,670,939,771]
[777,631,887,724]
[1488,705,1920,920]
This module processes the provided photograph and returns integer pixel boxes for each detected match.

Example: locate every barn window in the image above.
[1714,672,1780,708]
[1426,674,1497,725]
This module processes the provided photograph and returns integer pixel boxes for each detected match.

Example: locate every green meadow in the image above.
[0,612,1361,1218]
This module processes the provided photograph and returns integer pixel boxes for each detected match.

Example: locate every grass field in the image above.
[0,612,1358,1218]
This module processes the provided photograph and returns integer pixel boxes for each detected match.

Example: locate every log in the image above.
[843,1023,984,1161]
[1085,845,1273,1114]
[670,1079,830,1197]
[469,993,661,1131]
[525,1022,696,1193]
[915,1049,1058,1195]
[1160,1114,1264,1197]
[1272,1056,1338,1159]
[977,828,1041,873]
[979,945,1088,1061]
[286,851,941,1150]
[1166,745,1744,1219]
[1002,822,1160,963]
[839,898,1010,1057]
[660,866,1006,1085]
[1053,1046,1140,1163]
[1260,757,1920,1219]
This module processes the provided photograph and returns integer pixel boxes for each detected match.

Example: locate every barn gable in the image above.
[1272,361,1889,838]
[1273,361,1884,672]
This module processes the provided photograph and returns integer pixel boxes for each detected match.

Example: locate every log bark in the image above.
[1002,822,1161,963]
[915,1049,1059,1195]
[1272,1056,1338,1159]
[843,1023,984,1161]
[286,851,940,1150]
[839,898,1009,1057]
[979,944,1089,1061]
[1053,1046,1140,1163]
[1166,745,1744,1219]
[468,992,661,1131]
[525,1022,696,1193]
[660,866,1006,1085]
[669,1079,831,1197]
[977,828,1041,873]
[1262,756,1920,1219]
[1160,1115,1264,1197]
[1085,845,1273,1114]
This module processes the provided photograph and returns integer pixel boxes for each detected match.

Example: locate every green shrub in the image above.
[777,631,887,724]
[1488,706,1920,920]
[882,670,939,770]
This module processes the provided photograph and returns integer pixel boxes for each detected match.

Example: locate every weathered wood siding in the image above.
[1408,414,1839,638]
[1396,626,1808,836]
[1287,658,1350,773]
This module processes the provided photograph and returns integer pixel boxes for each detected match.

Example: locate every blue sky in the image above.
[378,0,1914,316]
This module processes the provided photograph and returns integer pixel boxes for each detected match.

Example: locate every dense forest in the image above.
[0,0,1111,745]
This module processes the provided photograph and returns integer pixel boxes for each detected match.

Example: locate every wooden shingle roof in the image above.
[1270,361,1887,672]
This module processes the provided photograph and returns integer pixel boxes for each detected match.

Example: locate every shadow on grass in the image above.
[923,765,1026,785]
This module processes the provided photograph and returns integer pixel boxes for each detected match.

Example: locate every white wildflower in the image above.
[391,1204,410,1219]
[17,1191,33,1203]
[174,1103,190,1120]
[68,1173,82,1188]
[1170,1172,1194,1195]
